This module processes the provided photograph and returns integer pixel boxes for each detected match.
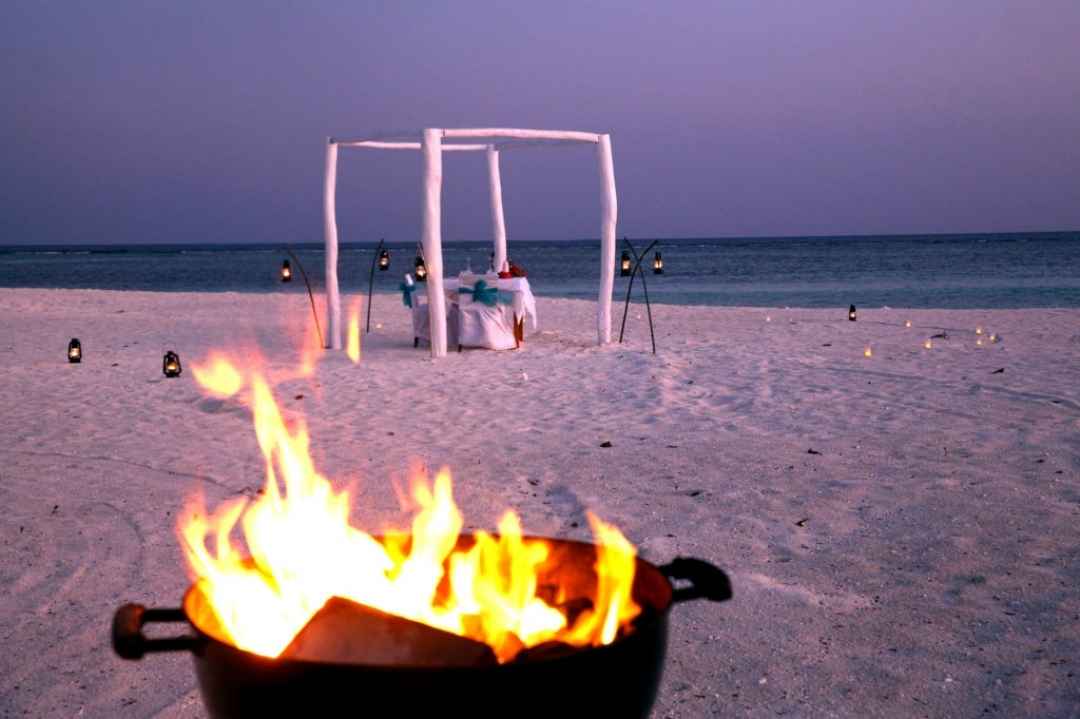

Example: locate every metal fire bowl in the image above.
[113,536,731,719]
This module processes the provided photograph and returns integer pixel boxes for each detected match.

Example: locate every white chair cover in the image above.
[455,302,517,351]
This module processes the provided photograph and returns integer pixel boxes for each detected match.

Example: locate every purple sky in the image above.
[3,1,1079,244]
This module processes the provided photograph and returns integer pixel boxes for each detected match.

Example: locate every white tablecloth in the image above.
[440,276,538,330]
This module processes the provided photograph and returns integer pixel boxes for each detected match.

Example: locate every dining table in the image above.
[440,275,538,342]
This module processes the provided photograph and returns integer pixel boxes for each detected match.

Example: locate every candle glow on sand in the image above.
[924,339,933,350]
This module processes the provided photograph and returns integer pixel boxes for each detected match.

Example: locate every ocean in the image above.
[2,233,1079,308]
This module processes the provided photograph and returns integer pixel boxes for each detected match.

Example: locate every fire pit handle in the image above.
[113,603,200,659]
[659,557,733,604]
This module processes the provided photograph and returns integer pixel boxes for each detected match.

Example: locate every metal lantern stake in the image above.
[163,351,182,378]
[848,304,857,322]
[281,249,323,348]
[618,238,661,354]
[366,239,389,333]
[620,250,632,277]
[67,338,82,363]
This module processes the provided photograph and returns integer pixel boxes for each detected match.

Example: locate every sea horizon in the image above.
[3,231,1079,309]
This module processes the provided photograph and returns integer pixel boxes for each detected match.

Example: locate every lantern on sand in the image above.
[848,304,857,322]
[163,351,182,378]
[68,338,82,363]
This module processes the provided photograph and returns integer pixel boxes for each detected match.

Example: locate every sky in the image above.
[2,1,1079,245]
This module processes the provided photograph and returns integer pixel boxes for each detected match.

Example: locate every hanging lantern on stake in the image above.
[378,248,390,271]
[67,338,82,363]
[414,255,427,282]
[848,305,857,322]
[620,251,632,277]
[280,260,292,282]
[652,252,664,275]
[163,351,182,378]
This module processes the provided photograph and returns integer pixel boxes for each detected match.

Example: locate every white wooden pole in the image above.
[421,129,448,358]
[323,139,342,350]
[487,145,508,272]
[597,133,617,344]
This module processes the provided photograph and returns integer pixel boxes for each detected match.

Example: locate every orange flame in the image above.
[181,356,639,662]
[346,298,362,363]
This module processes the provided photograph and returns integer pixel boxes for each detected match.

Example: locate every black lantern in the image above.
[280,259,292,282]
[378,249,390,271]
[68,338,82,363]
[163,351,182,378]
[414,255,427,282]
[652,252,663,275]
[620,251,632,277]
[848,304,857,322]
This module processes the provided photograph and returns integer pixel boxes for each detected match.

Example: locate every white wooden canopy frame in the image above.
[322,128,618,358]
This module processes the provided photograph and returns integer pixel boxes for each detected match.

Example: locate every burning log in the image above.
[281,596,497,668]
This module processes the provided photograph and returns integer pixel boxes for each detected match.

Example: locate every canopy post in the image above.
[596,133,617,344]
[323,139,342,350]
[421,129,448,358]
[487,145,508,272]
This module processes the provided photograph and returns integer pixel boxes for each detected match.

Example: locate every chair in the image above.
[454,281,517,352]
[403,275,458,349]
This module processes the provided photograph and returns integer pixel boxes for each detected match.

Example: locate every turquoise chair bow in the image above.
[400,282,420,308]
[458,279,507,307]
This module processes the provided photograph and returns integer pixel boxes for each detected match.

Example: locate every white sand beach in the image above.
[1,288,1078,717]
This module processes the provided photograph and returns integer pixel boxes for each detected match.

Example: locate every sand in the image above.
[1,288,1078,718]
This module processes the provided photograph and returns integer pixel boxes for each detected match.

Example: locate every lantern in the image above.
[976,337,984,347]
[848,304,857,322]
[923,339,933,350]
[163,351,182,378]
[975,326,983,335]
[652,252,663,275]
[904,320,912,328]
[67,338,82,363]
[414,255,427,282]
[620,251,631,277]
[280,260,292,282]
[864,346,873,358]
[378,249,390,271]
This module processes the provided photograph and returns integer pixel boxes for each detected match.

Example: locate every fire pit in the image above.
[111,352,733,717]
[114,543,729,718]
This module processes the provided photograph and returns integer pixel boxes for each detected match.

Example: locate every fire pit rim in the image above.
[114,535,731,670]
